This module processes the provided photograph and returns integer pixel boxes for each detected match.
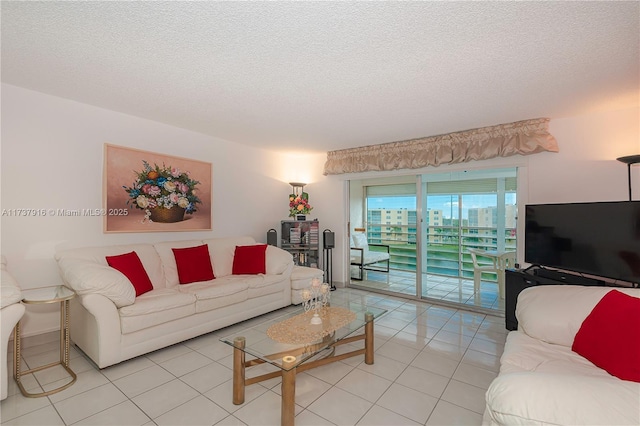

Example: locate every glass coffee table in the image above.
[220,303,387,426]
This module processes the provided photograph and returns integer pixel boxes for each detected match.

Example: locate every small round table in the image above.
[13,285,77,397]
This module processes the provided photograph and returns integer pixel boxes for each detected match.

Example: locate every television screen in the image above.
[525,201,640,285]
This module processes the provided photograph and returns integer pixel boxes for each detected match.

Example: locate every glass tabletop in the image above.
[220,302,386,370]
[22,285,75,304]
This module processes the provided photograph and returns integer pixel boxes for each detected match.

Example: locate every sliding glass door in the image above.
[348,178,418,297]
[349,168,517,313]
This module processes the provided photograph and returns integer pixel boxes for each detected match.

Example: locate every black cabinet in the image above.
[505,267,609,331]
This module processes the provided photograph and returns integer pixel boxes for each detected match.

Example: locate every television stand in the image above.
[532,267,605,286]
[505,266,622,331]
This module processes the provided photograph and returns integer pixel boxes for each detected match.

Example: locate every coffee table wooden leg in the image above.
[281,355,297,426]
[365,312,374,365]
[233,337,246,405]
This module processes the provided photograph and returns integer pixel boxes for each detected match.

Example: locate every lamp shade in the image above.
[289,182,306,196]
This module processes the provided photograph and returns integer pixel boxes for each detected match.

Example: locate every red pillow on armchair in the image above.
[572,289,640,382]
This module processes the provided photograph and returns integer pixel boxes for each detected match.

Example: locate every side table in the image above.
[14,285,77,397]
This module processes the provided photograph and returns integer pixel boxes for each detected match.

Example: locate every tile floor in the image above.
[1,288,506,426]
[351,269,506,313]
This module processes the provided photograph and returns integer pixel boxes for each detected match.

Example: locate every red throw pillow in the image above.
[172,244,215,284]
[572,289,640,382]
[232,244,267,275]
[106,251,154,297]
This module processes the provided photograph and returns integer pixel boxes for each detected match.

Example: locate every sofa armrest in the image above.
[1,269,22,308]
[266,245,294,276]
[516,285,640,347]
[57,258,135,308]
[71,293,122,368]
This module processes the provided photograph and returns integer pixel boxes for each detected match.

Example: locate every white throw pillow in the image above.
[57,258,135,307]
[351,233,369,249]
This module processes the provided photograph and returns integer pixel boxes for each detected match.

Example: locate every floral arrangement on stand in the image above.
[123,161,201,223]
[289,191,313,218]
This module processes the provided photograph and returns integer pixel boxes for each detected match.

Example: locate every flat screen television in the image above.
[524,201,640,285]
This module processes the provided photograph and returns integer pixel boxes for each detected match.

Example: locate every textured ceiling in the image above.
[2,1,638,153]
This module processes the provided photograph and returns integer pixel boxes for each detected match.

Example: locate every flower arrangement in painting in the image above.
[123,161,201,222]
[289,192,313,217]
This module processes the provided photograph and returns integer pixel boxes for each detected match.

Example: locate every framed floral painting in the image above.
[104,144,212,233]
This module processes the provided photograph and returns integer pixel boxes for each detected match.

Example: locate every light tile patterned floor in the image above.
[351,270,506,313]
[1,288,506,426]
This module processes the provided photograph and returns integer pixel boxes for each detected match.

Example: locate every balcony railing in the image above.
[365,224,516,282]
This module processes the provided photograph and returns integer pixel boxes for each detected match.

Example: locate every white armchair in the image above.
[1,255,25,400]
[350,231,390,281]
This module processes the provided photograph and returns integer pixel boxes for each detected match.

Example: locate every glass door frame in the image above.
[346,165,525,315]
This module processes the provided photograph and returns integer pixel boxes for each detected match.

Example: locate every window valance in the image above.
[323,118,558,175]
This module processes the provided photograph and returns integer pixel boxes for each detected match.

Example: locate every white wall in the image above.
[2,83,637,335]
[531,107,640,203]
[0,84,332,335]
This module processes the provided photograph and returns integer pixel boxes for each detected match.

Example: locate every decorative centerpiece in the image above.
[123,161,201,223]
[300,278,330,325]
[289,182,313,220]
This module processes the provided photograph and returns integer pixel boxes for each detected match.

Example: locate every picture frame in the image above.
[103,144,212,233]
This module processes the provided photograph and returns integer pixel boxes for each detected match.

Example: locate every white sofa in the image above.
[483,285,640,425]
[55,236,295,369]
[1,256,25,401]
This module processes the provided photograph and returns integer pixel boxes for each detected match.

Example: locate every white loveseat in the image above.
[55,236,295,369]
[483,285,640,425]
[1,256,25,400]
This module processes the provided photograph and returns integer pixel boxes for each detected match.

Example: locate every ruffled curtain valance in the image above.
[323,118,558,175]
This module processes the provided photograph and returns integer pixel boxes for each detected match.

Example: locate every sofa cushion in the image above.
[203,236,255,277]
[178,277,251,299]
[572,290,640,382]
[119,288,196,334]
[248,275,286,299]
[485,371,640,426]
[178,276,251,313]
[499,331,609,377]
[172,244,215,284]
[106,251,154,297]
[57,258,135,308]
[232,244,267,275]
